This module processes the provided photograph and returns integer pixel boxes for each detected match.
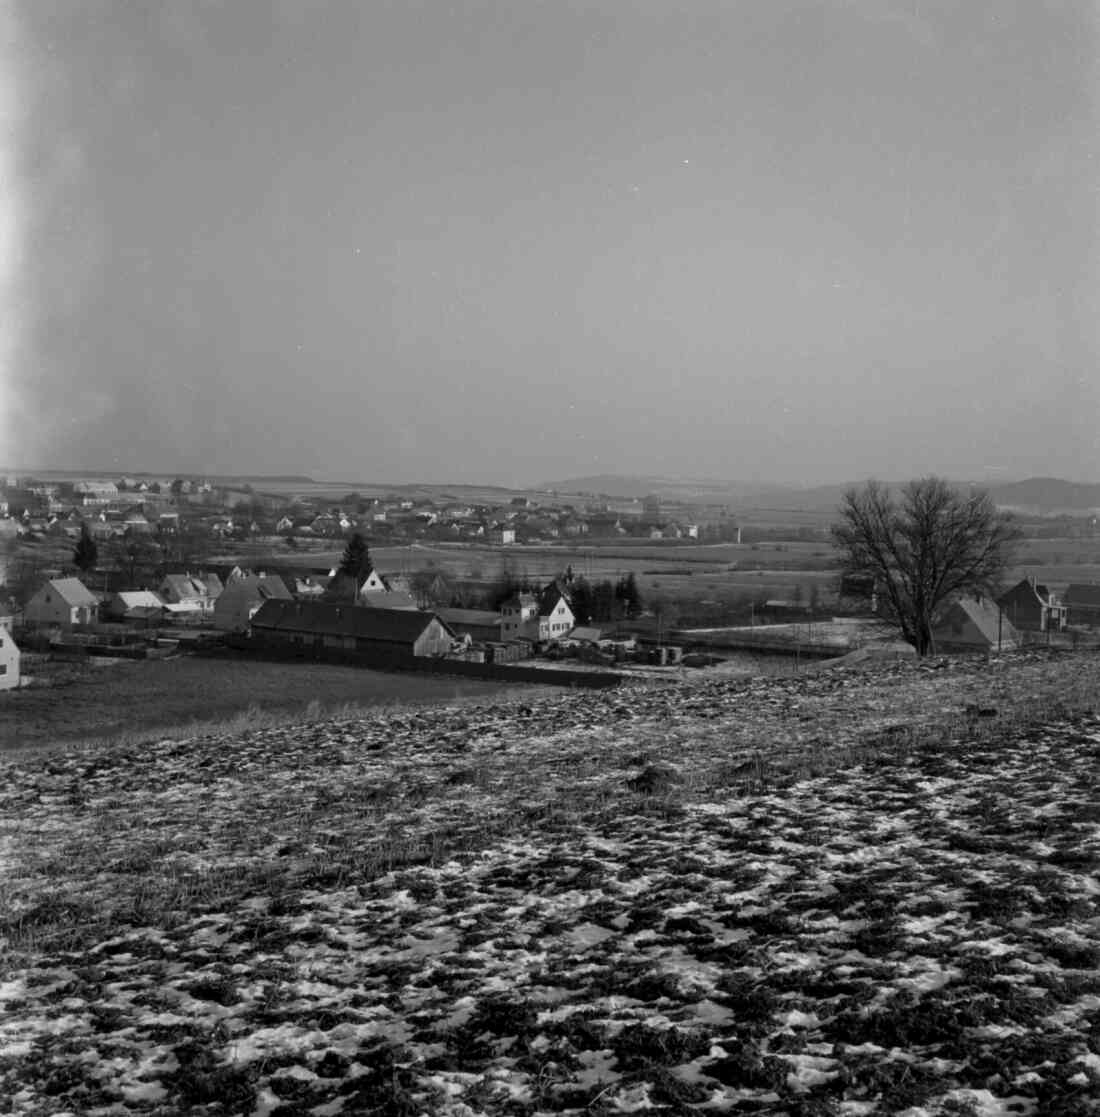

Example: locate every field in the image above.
[282,534,1100,624]
[0,656,552,756]
[284,540,840,619]
[2,650,1099,1115]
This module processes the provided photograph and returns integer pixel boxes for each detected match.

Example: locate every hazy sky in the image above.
[4,1,1098,486]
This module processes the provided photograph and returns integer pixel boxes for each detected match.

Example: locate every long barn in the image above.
[249,600,456,658]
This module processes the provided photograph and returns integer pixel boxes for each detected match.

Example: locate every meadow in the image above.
[2,649,1098,1115]
[0,656,551,757]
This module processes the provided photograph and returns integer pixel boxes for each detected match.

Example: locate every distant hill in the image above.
[540,474,813,505]
[988,478,1100,512]
[541,474,1100,514]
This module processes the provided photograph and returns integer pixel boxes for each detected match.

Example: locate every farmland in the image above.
[2,649,1098,1114]
[0,656,554,756]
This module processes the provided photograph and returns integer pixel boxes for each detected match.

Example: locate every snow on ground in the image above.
[1,651,1098,1115]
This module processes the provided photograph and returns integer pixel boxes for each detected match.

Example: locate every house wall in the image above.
[0,628,20,690]
[411,618,456,657]
[541,598,575,640]
[501,601,538,640]
[998,588,1045,633]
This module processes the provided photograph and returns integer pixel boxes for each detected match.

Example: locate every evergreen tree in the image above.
[338,532,372,581]
[592,579,617,622]
[619,572,642,618]
[72,522,98,574]
[569,577,593,625]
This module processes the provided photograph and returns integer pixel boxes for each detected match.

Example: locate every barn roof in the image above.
[250,600,453,643]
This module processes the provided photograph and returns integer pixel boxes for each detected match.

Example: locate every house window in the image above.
[0,664,6,675]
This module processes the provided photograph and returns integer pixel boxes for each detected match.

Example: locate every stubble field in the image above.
[2,651,1099,1115]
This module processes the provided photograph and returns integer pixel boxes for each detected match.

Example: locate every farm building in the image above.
[249,600,457,658]
[1064,583,1100,627]
[213,574,293,633]
[932,596,1019,654]
[0,624,20,690]
[996,576,1066,633]
[24,578,99,630]
[436,608,503,643]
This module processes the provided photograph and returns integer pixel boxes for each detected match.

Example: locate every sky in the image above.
[3,0,1098,487]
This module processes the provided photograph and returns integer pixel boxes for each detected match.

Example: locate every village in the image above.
[2,472,1100,694]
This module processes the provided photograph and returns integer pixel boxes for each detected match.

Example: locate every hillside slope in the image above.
[2,652,1099,1115]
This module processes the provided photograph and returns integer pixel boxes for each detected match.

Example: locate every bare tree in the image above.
[832,477,1019,656]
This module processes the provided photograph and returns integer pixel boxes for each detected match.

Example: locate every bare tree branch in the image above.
[832,476,1020,655]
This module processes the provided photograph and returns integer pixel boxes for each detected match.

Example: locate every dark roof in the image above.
[251,600,454,643]
[219,574,293,602]
[436,608,502,628]
[998,578,1055,606]
[359,590,419,611]
[1065,583,1100,608]
[538,581,572,617]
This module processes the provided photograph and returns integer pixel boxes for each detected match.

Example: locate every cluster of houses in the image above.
[5,562,606,678]
[840,575,1100,654]
[1,476,709,548]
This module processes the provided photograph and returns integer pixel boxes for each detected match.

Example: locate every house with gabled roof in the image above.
[500,582,575,643]
[996,576,1066,633]
[158,572,222,616]
[214,574,293,632]
[24,577,100,630]
[932,595,1019,654]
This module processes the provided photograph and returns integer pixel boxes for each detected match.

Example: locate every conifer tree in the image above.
[72,522,98,574]
[337,532,373,582]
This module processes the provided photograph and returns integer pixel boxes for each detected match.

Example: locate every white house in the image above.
[24,578,99,630]
[500,584,575,643]
[0,623,20,691]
